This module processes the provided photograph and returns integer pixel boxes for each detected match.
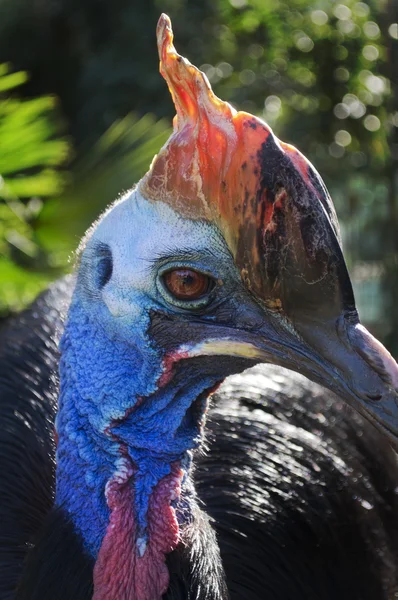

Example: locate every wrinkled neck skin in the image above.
[55,299,217,600]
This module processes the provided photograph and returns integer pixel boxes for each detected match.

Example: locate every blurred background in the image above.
[0,0,397,353]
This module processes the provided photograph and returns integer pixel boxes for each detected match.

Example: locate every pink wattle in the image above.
[93,462,183,600]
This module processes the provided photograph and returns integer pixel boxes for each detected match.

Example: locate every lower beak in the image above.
[190,312,398,449]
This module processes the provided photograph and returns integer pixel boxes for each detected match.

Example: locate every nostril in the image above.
[348,323,398,389]
[95,244,113,289]
[366,393,383,402]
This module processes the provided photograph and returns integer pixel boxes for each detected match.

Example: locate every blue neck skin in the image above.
[55,298,216,557]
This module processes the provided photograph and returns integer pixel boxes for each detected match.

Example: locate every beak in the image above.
[257,311,398,449]
[189,308,398,449]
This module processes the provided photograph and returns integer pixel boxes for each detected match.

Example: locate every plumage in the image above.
[1,13,398,600]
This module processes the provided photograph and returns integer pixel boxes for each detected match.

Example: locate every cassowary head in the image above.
[56,14,398,600]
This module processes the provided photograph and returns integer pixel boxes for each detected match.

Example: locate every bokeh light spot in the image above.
[369,94,383,107]
[295,66,315,86]
[334,103,350,119]
[335,130,352,147]
[353,2,370,17]
[351,101,366,119]
[365,74,385,94]
[362,45,379,61]
[359,69,372,84]
[364,115,381,131]
[363,21,380,39]
[358,89,373,104]
[217,62,233,78]
[264,95,282,114]
[274,57,287,71]
[200,64,213,76]
[340,94,366,118]
[295,34,314,52]
[334,45,349,60]
[334,67,350,82]
[329,142,345,158]
[388,23,398,39]
[239,69,256,85]
[343,93,358,106]
[311,10,328,26]
[338,20,357,36]
[248,44,264,59]
[334,4,351,20]
[262,68,280,83]
[229,0,248,7]
[200,64,223,84]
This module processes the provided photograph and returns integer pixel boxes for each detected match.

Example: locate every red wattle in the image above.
[93,463,183,600]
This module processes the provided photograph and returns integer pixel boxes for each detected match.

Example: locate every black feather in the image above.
[15,508,94,600]
[199,372,398,599]
[0,279,72,599]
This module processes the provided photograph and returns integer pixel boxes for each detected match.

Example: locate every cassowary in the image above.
[1,13,398,600]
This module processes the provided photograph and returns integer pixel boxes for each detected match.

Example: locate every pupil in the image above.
[182,274,195,286]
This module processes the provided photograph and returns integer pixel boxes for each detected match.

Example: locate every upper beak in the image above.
[257,309,398,449]
[191,308,398,449]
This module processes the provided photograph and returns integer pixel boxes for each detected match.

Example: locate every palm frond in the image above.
[0,64,67,314]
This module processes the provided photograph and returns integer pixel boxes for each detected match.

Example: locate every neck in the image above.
[55,301,216,600]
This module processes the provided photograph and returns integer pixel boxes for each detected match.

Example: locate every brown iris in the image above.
[163,269,212,301]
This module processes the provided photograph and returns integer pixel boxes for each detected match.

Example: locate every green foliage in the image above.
[0,64,28,92]
[36,112,171,270]
[0,63,68,313]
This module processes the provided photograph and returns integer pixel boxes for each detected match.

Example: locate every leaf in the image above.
[0,70,28,92]
[0,258,53,315]
[0,64,68,314]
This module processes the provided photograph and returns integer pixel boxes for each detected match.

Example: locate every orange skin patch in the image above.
[140,14,342,311]
[139,16,274,254]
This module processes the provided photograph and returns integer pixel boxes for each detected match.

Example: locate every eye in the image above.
[163,269,214,301]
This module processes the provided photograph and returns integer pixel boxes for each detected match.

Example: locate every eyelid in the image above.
[157,259,220,281]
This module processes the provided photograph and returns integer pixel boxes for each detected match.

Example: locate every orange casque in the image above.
[139,14,347,314]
